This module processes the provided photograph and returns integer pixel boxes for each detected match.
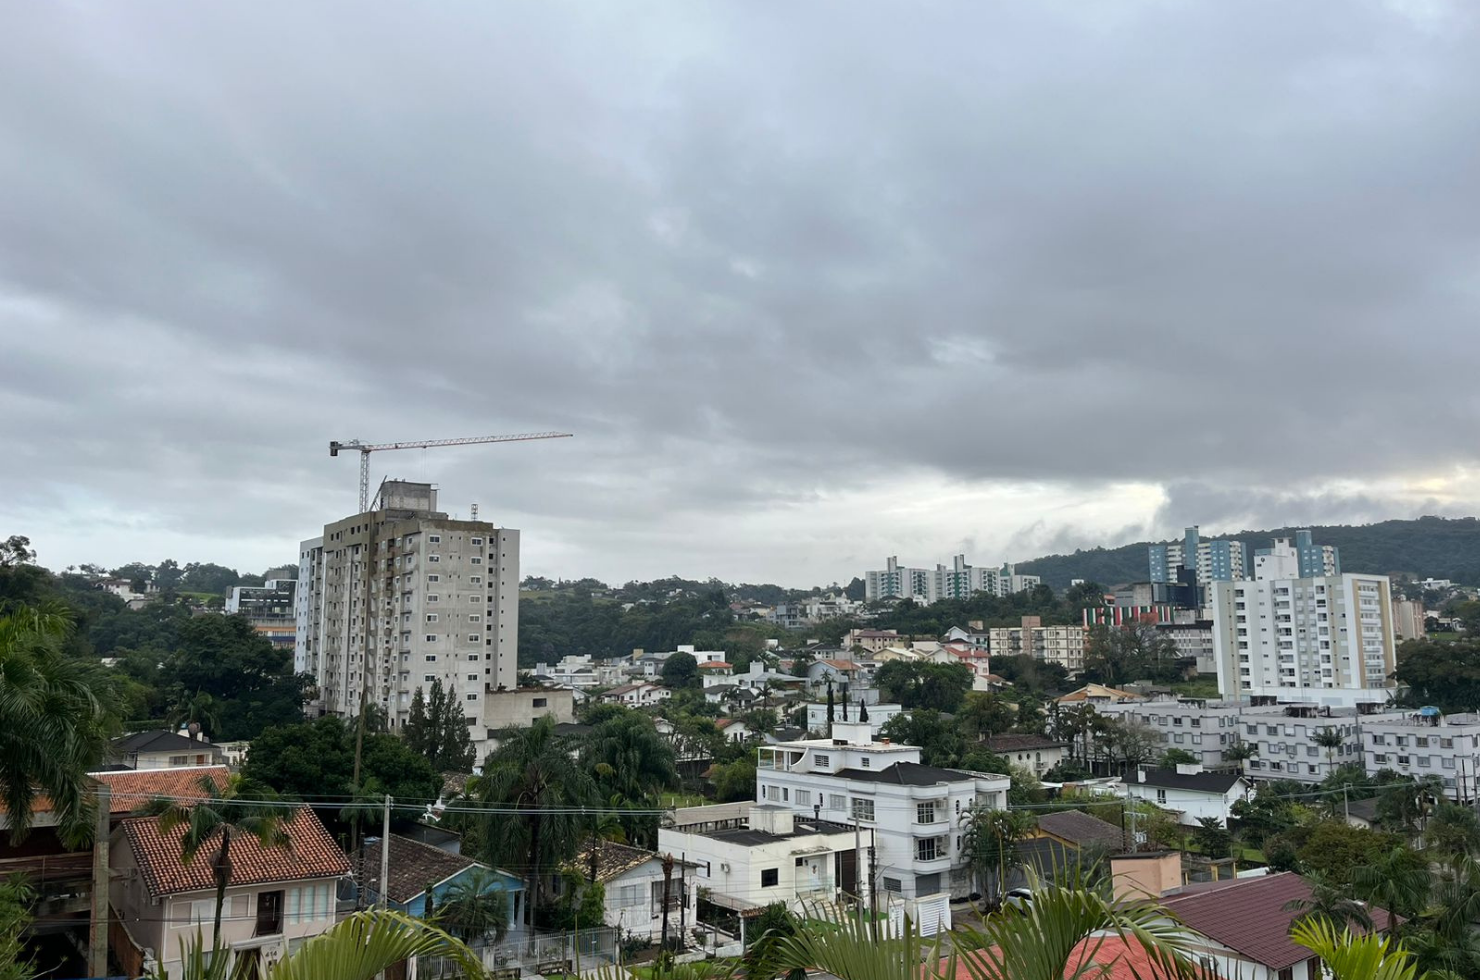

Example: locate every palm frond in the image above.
[268,908,483,980]
[1289,917,1422,980]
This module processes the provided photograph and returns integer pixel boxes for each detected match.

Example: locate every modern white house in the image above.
[1363,709,1480,801]
[755,721,1010,933]
[599,682,672,708]
[659,804,859,919]
[532,655,629,696]
[981,734,1069,777]
[1120,765,1249,828]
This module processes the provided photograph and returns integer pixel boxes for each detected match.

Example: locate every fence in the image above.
[418,926,618,979]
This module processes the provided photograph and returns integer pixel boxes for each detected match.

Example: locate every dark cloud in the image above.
[2,1,1479,584]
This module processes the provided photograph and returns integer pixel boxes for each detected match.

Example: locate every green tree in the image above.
[154,614,308,740]
[1160,748,1198,768]
[402,680,476,773]
[874,660,973,712]
[1353,844,1432,922]
[661,652,701,690]
[0,875,36,980]
[1283,870,1375,932]
[1314,727,1346,772]
[879,710,961,767]
[1100,717,1160,776]
[960,806,1035,899]
[439,868,511,944]
[1425,804,1480,866]
[472,716,598,924]
[955,691,1016,740]
[745,902,803,980]
[136,773,293,947]
[1084,619,1183,687]
[1192,816,1230,859]
[710,758,757,802]
[1394,640,1480,712]
[0,602,113,843]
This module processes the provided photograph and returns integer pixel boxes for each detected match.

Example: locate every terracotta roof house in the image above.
[1163,872,1394,980]
[1056,684,1143,705]
[360,833,524,924]
[1035,810,1127,852]
[110,806,349,979]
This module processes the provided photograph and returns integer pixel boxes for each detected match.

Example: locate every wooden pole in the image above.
[89,782,110,978]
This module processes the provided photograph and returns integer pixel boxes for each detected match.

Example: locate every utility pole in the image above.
[380,794,392,906]
[679,853,687,949]
[867,828,878,924]
[660,853,675,955]
[88,782,110,978]
[1343,784,1350,822]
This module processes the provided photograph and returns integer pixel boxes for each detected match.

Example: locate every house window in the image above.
[424,674,435,682]
[466,694,477,701]
[795,790,811,806]
[469,614,481,623]
[917,802,936,824]
[471,557,482,565]
[169,755,188,766]
[916,837,942,861]
[255,890,284,936]
[428,535,441,544]
[761,869,779,888]
[470,577,482,585]
[1156,789,1167,805]
[471,537,484,546]
[765,785,782,802]
[862,758,871,768]
[883,877,903,893]
[829,794,847,810]
[852,798,875,821]
[427,594,440,603]
[814,754,830,770]
[534,698,547,708]
[426,614,438,623]
[428,554,440,563]
[427,574,439,583]
[425,634,438,642]
[468,634,481,642]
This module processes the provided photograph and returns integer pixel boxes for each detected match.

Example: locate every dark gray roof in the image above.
[984,734,1071,753]
[1036,810,1126,850]
[834,761,994,786]
[1134,768,1244,793]
[703,818,854,846]
[1345,796,1380,824]
[112,730,221,756]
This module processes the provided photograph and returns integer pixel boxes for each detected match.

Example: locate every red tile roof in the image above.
[698,662,733,669]
[945,936,1208,980]
[93,767,230,814]
[1163,872,1392,971]
[122,807,350,899]
[818,660,859,670]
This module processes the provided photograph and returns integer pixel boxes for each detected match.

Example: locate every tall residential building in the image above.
[1208,536,1395,707]
[1254,529,1340,578]
[1148,526,1248,586]
[293,482,520,760]
[988,616,1087,674]
[863,555,1040,604]
[227,579,298,649]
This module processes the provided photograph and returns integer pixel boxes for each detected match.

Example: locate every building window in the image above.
[466,694,477,701]
[829,794,847,810]
[468,634,481,642]
[424,674,435,683]
[425,655,437,662]
[1156,789,1167,805]
[427,574,439,583]
[862,758,871,768]
[814,754,830,770]
[470,557,482,565]
[852,798,875,821]
[917,802,936,824]
[471,537,484,546]
[883,877,902,893]
[761,869,779,888]
[428,555,440,563]
[795,789,811,806]
[469,614,482,623]
[916,837,941,861]
[765,786,782,802]
[427,595,439,603]
[428,535,441,544]
[424,634,438,642]
[470,576,482,585]
[533,697,547,708]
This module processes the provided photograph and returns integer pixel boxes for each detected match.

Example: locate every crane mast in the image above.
[330,431,573,513]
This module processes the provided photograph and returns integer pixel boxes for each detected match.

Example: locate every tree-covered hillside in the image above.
[1018,516,1480,589]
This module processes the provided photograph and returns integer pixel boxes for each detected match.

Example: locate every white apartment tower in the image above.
[864,555,1041,604]
[1209,536,1395,707]
[294,482,519,760]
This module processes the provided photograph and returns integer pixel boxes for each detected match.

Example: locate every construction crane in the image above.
[330,432,573,513]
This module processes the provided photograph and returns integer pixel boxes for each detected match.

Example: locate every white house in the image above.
[714,719,752,742]
[1120,765,1249,828]
[600,682,672,708]
[1162,872,1395,980]
[567,840,698,943]
[981,734,1069,777]
[660,804,859,922]
[755,721,1010,933]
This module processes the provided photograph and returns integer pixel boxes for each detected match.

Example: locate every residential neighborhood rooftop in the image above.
[361,834,497,904]
[1035,810,1126,851]
[834,761,1006,785]
[1134,768,1244,793]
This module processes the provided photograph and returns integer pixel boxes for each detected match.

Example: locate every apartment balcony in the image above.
[911,853,951,874]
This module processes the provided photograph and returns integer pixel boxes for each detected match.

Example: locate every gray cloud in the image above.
[2,1,1479,585]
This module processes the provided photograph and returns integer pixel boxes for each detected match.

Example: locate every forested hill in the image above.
[1017,516,1480,590]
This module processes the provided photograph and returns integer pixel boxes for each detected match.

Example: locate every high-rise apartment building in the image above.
[1148,526,1249,586]
[864,555,1040,604]
[1208,536,1394,707]
[294,482,519,760]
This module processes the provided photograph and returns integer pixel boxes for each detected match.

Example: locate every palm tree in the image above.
[1315,727,1345,775]
[1223,739,1257,767]
[474,715,598,925]
[581,711,677,803]
[438,869,511,946]
[1289,917,1451,980]
[1353,845,1432,923]
[166,908,482,980]
[1425,804,1480,866]
[166,690,223,740]
[960,806,1035,900]
[1283,871,1375,933]
[0,602,112,844]
[136,773,293,946]
[770,867,1200,980]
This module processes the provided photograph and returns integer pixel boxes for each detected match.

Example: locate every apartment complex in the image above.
[864,555,1040,604]
[1363,710,1480,802]
[227,578,298,649]
[755,721,1010,932]
[294,482,520,759]
[1208,535,1395,707]
[1148,526,1249,586]
[987,616,1087,674]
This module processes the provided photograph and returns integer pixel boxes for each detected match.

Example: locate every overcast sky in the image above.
[3,1,1479,588]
